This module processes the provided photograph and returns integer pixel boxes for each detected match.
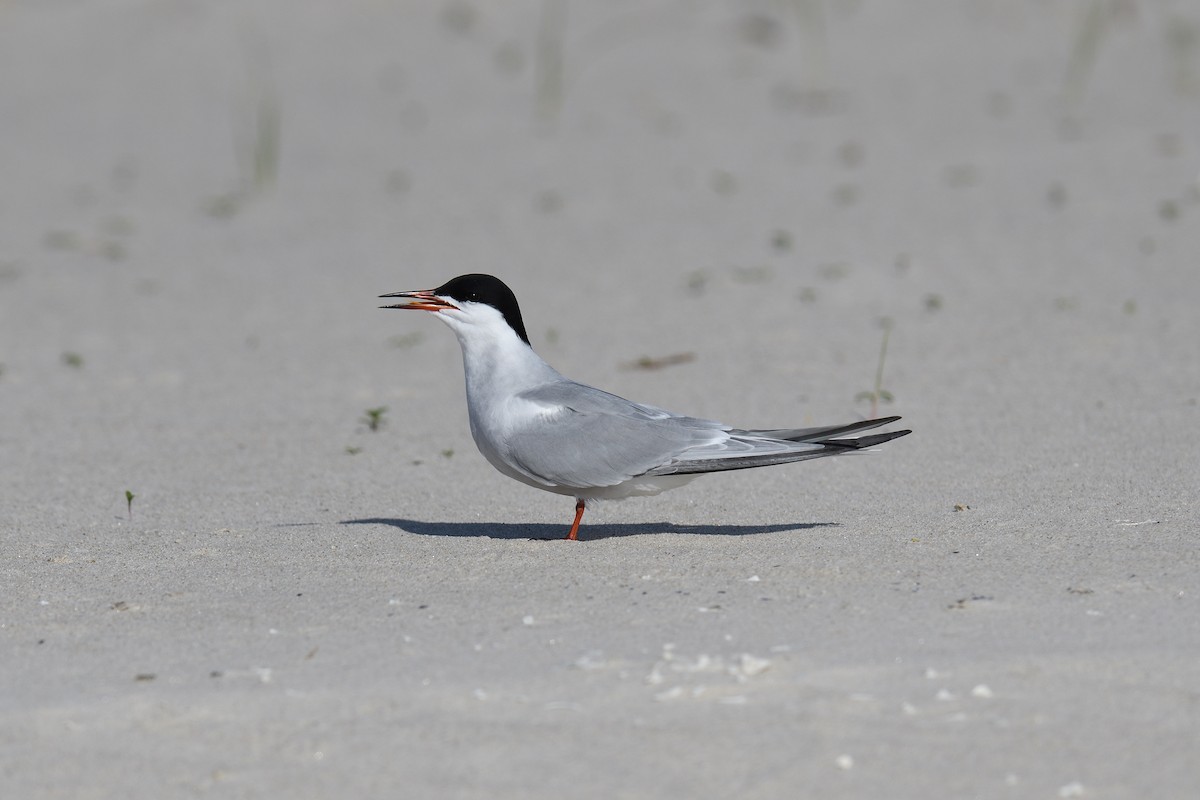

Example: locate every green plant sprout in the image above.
[1165,15,1199,94]
[790,0,830,90]
[362,407,388,432]
[1064,0,1110,104]
[855,319,894,417]
[534,0,567,126]
[237,29,281,195]
[206,31,281,218]
[250,91,280,192]
[125,490,135,519]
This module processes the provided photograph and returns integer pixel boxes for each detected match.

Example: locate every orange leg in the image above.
[565,498,586,541]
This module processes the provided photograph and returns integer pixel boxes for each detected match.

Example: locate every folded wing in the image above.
[502,380,910,486]
[502,382,726,488]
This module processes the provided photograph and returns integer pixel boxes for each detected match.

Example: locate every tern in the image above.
[381,274,910,540]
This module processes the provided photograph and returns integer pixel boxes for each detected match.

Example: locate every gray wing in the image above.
[646,426,911,475]
[504,381,910,487]
[504,381,730,489]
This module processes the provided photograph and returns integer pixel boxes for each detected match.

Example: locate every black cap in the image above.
[435,274,530,345]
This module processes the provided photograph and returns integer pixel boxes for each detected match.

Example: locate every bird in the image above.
[380,274,910,540]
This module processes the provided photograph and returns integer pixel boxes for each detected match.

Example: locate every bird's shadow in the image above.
[340,517,838,541]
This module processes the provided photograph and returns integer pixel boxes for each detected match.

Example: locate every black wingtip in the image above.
[820,428,912,450]
[750,416,905,444]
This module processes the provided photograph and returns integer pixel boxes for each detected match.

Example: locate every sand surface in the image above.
[2,2,1198,797]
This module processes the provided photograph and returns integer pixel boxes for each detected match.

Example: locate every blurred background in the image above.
[3,4,1199,797]
[1,0,1197,525]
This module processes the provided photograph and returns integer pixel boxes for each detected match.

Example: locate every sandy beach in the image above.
[2,2,1198,797]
